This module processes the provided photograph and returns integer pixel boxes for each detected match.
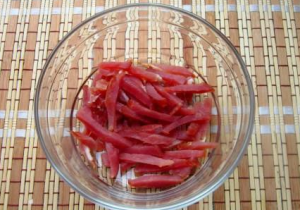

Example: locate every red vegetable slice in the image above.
[116,103,150,124]
[154,85,183,107]
[195,121,210,140]
[119,153,174,167]
[170,167,192,179]
[118,130,174,145]
[132,124,163,133]
[128,100,178,122]
[121,76,152,107]
[97,68,116,77]
[177,141,218,150]
[134,159,196,175]
[147,68,186,85]
[162,114,210,134]
[178,106,196,115]
[105,72,125,131]
[106,142,119,178]
[128,66,162,83]
[99,61,132,70]
[101,152,110,167]
[164,150,205,159]
[77,106,132,149]
[148,63,194,77]
[118,90,129,104]
[120,162,135,173]
[82,85,91,107]
[165,83,214,94]
[123,145,163,157]
[145,83,167,106]
[71,131,104,151]
[128,174,183,188]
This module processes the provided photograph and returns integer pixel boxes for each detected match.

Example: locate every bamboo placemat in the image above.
[0,0,300,209]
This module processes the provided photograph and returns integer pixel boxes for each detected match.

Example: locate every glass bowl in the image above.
[35,3,254,210]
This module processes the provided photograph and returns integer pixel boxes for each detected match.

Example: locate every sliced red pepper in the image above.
[116,103,150,124]
[77,106,132,149]
[128,100,178,122]
[147,68,186,85]
[99,60,132,70]
[177,141,218,150]
[121,76,153,107]
[170,167,193,179]
[82,85,91,107]
[133,124,163,133]
[128,66,162,83]
[118,90,129,104]
[71,131,104,151]
[123,145,163,157]
[162,114,210,134]
[91,79,108,93]
[154,85,183,107]
[195,121,210,140]
[120,162,135,173]
[105,72,125,131]
[134,158,196,175]
[128,174,183,188]
[178,106,196,115]
[118,130,174,145]
[165,83,214,94]
[164,150,205,159]
[145,83,167,106]
[149,64,194,77]
[101,152,110,167]
[97,68,116,77]
[105,142,119,178]
[119,153,174,167]
[186,122,202,136]
[92,72,102,87]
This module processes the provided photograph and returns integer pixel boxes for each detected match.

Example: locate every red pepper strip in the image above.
[118,130,174,145]
[105,72,125,131]
[105,142,119,178]
[178,106,196,115]
[99,61,132,70]
[150,64,194,77]
[170,167,193,179]
[82,85,91,107]
[187,98,212,136]
[116,103,151,124]
[119,153,174,167]
[175,131,194,141]
[177,141,218,150]
[145,83,167,106]
[162,113,210,134]
[94,79,108,92]
[132,124,163,133]
[154,85,183,107]
[128,100,178,122]
[134,159,196,175]
[147,68,186,85]
[77,106,132,149]
[128,174,183,188]
[92,72,102,87]
[123,145,163,157]
[128,66,162,83]
[71,131,104,151]
[161,139,183,150]
[118,90,129,104]
[101,152,110,167]
[98,68,116,77]
[165,83,214,94]
[195,121,210,140]
[120,162,135,173]
[164,150,205,159]
[121,76,153,107]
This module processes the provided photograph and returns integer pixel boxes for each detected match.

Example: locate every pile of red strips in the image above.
[72,61,218,188]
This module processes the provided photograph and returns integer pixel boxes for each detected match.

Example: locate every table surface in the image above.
[0,0,300,210]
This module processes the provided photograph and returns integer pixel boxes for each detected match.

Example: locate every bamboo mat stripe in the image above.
[0,0,300,210]
[1,4,300,16]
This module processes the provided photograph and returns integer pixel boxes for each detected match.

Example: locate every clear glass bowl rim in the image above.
[34,3,255,210]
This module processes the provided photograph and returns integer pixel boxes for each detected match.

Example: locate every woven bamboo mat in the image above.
[0,0,300,209]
